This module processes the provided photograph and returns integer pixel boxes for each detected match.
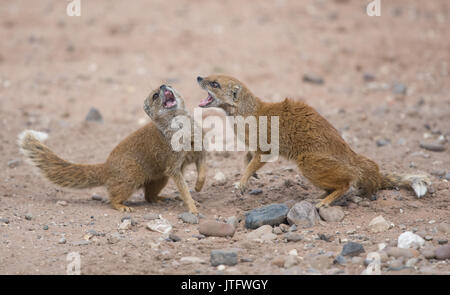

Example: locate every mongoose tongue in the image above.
[199,94,213,107]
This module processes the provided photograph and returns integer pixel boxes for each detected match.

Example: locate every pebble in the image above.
[405,258,418,267]
[246,224,274,240]
[419,142,446,152]
[121,216,137,226]
[435,245,450,260]
[245,203,289,229]
[210,249,238,266]
[437,222,450,234]
[118,219,132,230]
[58,238,67,244]
[213,172,227,185]
[180,256,206,264]
[91,194,103,201]
[225,216,239,228]
[392,82,407,95]
[146,217,172,234]
[376,139,390,147]
[341,242,365,257]
[168,233,181,242]
[0,218,9,224]
[360,201,370,207]
[273,227,283,235]
[430,169,446,177]
[248,189,263,195]
[43,225,49,230]
[85,107,103,122]
[424,235,433,241]
[445,173,450,180]
[318,206,344,222]
[286,201,320,228]
[25,214,33,221]
[7,159,20,168]
[56,200,68,206]
[398,231,425,249]
[438,239,448,245]
[179,212,199,224]
[199,220,235,237]
[368,215,390,233]
[279,223,290,232]
[284,232,303,242]
[388,258,404,271]
[107,233,122,244]
[303,74,324,85]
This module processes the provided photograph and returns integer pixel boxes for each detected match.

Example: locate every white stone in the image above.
[398,231,425,249]
[213,172,227,185]
[146,215,172,234]
[368,215,390,233]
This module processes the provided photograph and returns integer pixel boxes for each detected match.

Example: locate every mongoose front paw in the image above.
[195,181,205,192]
[112,203,134,212]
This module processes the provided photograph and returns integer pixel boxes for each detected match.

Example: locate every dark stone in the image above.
[245,203,289,229]
[248,189,263,195]
[85,107,103,122]
[303,74,324,85]
[341,242,365,257]
[420,142,446,152]
[210,249,238,266]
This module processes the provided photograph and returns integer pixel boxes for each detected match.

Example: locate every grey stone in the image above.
[245,203,289,229]
[318,206,345,222]
[85,107,103,122]
[248,189,263,195]
[43,225,49,230]
[168,233,181,242]
[91,194,103,201]
[284,232,303,242]
[7,159,20,168]
[179,212,199,224]
[303,74,324,85]
[376,139,391,147]
[341,242,365,257]
[25,214,33,221]
[0,218,9,224]
[71,240,91,246]
[435,245,450,260]
[210,249,238,266]
[419,142,446,152]
[392,82,407,95]
[58,238,67,244]
[143,213,160,221]
[286,201,320,228]
[199,220,235,237]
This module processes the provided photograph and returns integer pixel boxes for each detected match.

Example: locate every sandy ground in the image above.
[0,0,449,274]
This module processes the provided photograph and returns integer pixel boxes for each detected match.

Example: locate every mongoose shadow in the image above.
[197,74,431,208]
[19,85,206,213]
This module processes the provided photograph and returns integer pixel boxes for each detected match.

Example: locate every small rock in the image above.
[180,256,206,264]
[318,206,344,222]
[146,216,172,234]
[85,107,103,122]
[284,255,299,268]
[438,239,448,245]
[118,219,132,230]
[435,245,450,260]
[0,218,9,224]
[179,212,199,224]
[424,235,433,241]
[376,139,390,147]
[273,227,283,235]
[168,233,181,242]
[437,222,450,234]
[7,159,20,168]
[350,196,362,203]
[107,233,122,244]
[91,194,102,201]
[333,255,346,265]
[43,225,49,230]
[213,172,227,185]
[120,216,136,226]
[199,220,235,237]
[248,189,263,195]
[405,258,418,267]
[286,201,320,228]
[279,223,290,232]
[398,231,425,249]
[24,214,33,221]
[388,258,404,271]
[419,142,446,152]
[56,200,68,206]
[217,265,226,271]
[444,173,450,180]
[368,215,390,233]
[303,74,324,85]
[341,242,365,257]
[430,170,446,177]
[246,224,273,240]
[392,82,407,95]
[58,238,67,244]
[363,73,375,82]
[210,249,238,266]
[245,203,289,229]
[360,201,370,207]
[284,232,303,242]
[288,249,298,256]
[225,216,239,228]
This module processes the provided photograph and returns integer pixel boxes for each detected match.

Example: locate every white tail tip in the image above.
[18,130,49,145]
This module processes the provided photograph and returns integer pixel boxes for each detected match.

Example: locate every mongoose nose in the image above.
[197,76,203,83]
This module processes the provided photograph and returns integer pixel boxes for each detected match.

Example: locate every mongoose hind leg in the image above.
[245,151,259,179]
[194,154,207,192]
[108,184,135,212]
[297,153,354,208]
[172,172,198,214]
[144,177,169,203]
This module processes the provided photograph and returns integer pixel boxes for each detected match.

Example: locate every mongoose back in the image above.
[19,85,206,213]
[197,75,430,207]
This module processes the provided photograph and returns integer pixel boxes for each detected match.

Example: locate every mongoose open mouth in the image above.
[199,93,214,107]
[163,89,177,109]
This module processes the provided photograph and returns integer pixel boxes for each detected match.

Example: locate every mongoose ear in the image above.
[232,85,241,101]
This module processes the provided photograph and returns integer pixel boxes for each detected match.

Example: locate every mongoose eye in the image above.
[152,93,159,100]
[210,81,220,89]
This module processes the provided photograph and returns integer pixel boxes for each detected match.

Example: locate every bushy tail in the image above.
[380,172,431,198]
[18,130,107,189]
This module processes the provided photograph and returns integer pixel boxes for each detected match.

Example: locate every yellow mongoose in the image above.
[19,85,206,213]
[197,75,430,207]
